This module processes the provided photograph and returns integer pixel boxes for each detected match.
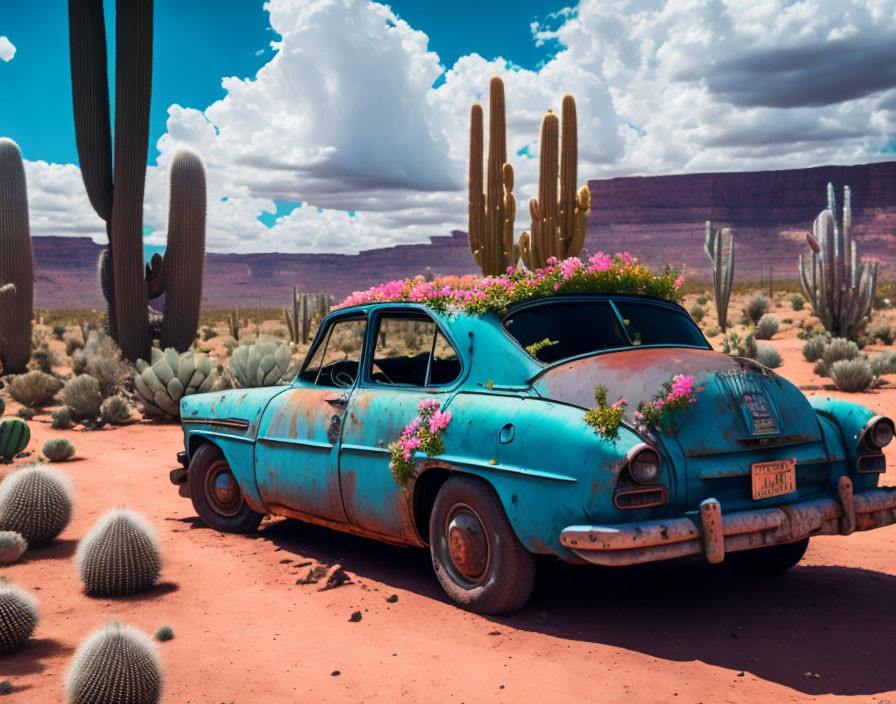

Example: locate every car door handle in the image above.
[325,394,349,408]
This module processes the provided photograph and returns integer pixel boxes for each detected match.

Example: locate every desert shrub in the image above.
[688,304,705,323]
[0,396,4,417]
[62,375,103,421]
[27,331,57,374]
[42,438,75,462]
[16,407,34,421]
[830,358,874,392]
[703,326,720,338]
[755,344,783,369]
[100,395,131,425]
[870,351,896,377]
[802,336,827,362]
[754,314,779,340]
[201,326,217,341]
[790,294,805,311]
[52,325,66,340]
[816,338,861,376]
[65,336,84,357]
[696,295,708,305]
[721,330,757,359]
[71,349,88,375]
[746,292,770,324]
[51,408,74,430]
[155,625,174,642]
[867,321,894,345]
[6,371,63,408]
[88,354,129,399]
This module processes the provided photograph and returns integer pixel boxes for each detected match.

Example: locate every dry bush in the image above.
[830,358,874,392]
[6,371,63,408]
[62,375,103,421]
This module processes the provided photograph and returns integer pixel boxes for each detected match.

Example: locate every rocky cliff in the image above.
[32,160,896,310]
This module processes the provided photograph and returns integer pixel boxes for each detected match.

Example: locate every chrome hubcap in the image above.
[446,505,489,581]
[205,460,243,517]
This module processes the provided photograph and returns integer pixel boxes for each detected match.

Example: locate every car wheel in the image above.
[725,537,809,576]
[429,474,536,614]
[188,443,263,533]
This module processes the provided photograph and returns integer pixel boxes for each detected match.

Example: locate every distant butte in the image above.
[32,160,896,310]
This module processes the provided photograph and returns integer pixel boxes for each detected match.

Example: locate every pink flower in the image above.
[429,409,452,433]
[611,397,627,409]
[545,256,558,266]
[673,274,684,290]
[559,257,584,279]
[634,411,643,419]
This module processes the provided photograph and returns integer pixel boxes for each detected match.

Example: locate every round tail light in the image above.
[864,416,895,450]
[627,445,661,484]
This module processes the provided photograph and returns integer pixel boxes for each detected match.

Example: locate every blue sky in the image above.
[1,0,894,254]
[0,0,568,166]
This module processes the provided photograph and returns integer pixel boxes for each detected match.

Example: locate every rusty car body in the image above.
[173,294,896,614]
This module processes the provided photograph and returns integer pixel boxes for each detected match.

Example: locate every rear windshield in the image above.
[502,298,708,364]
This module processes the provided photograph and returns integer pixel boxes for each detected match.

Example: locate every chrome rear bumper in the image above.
[560,477,896,567]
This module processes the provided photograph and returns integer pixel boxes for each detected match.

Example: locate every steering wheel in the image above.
[329,360,357,388]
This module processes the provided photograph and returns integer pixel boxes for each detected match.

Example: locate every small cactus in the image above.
[755,344,783,369]
[52,407,74,430]
[229,340,294,388]
[0,531,27,564]
[0,580,38,654]
[0,464,74,546]
[76,508,161,596]
[0,417,30,459]
[43,438,76,462]
[154,626,173,642]
[100,395,131,424]
[0,680,12,694]
[64,621,162,704]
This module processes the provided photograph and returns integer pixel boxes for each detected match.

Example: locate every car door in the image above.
[254,313,367,526]
[339,308,463,543]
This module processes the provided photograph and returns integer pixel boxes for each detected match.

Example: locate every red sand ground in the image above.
[2,321,896,703]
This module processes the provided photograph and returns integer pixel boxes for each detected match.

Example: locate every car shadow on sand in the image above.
[255,518,896,697]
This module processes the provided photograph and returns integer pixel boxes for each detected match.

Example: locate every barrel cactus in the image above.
[133,348,223,417]
[64,621,162,704]
[0,464,74,546]
[0,579,38,654]
[43,438,76,462]
[76,508,161,596]
[0,417,29,459]
[229,340,294,388]
[0,530,27,564]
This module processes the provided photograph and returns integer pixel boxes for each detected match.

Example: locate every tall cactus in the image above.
[799,183,877,339]
[703,221,735,332]
[68,0,206,361]
[468,77,517,276]
[519,95,590,269]
[0,138,34,375]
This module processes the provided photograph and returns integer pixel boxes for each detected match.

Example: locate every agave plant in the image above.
[229,340,295,388]
[133,348,224,417]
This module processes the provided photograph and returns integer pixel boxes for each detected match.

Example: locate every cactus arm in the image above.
[67,0,113,223]
[559,95,577,258]
[160,149,206,351]
[502,162,516,270]
[722,228,734,330]
[0,139,33,374]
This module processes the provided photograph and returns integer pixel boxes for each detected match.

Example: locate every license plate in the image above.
[751,458,796,500]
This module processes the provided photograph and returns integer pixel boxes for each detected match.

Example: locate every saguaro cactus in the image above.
[703,221,735,332]
[68,0,206,361]
[799,183,877,339]
[468,77,517,276]
[519,95,590,269]
[0,138,34,375]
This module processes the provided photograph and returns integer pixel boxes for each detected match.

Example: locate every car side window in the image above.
[298,317,367,387]
[371,314,461,387]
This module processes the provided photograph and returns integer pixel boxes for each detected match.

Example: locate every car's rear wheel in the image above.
[725,537,809,576]
[429,474,535,614]
[189,443,263,533]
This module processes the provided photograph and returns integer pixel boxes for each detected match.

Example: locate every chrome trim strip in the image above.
[182,418,250,430]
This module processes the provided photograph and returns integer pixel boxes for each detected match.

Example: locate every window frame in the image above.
[361,307,464,390]
[500,294,710,367]
[296,311,369,388]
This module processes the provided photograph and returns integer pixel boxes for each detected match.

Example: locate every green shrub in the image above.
[154,626,173,642]
[816,337,861,376]
[62,375,103,421]
[721,330,757,359]
[755,344,783,369]
[754,314,779,340]
[790,294,805,311]
[88,355,129,399]
[802,336,826,362]
[870,351,896,377]
[65,337,84,357]
[200,326,217,341]
[703,326,720,338]
[16,407,34,421]
[100,395,132,425]
[27,332,57,374]
[830,358,874,392]
[51,408,73,430]
[52,325,66,340]
[6,371,63,408]
[688,304,705,323]
[42,438,75,462]
[746,292,770,324]
[867,321,894,345]
[696,295,708,305]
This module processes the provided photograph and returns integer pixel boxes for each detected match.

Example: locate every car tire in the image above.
[189,443,264,533]
[429,474,536,615]
[725,537,809,576]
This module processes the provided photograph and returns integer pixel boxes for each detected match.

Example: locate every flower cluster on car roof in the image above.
[336,253,682,315]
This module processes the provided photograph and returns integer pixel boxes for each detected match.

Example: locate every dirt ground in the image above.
[2,298,896,703]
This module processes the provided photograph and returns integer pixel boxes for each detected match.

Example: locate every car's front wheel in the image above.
[725,537,809,576]
[429,474,536,614]
[188,443,263,533]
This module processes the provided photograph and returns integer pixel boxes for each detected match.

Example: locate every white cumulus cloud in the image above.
[0,36,16,62]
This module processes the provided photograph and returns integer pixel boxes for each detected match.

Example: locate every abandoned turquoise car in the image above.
[173,294,896,614]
